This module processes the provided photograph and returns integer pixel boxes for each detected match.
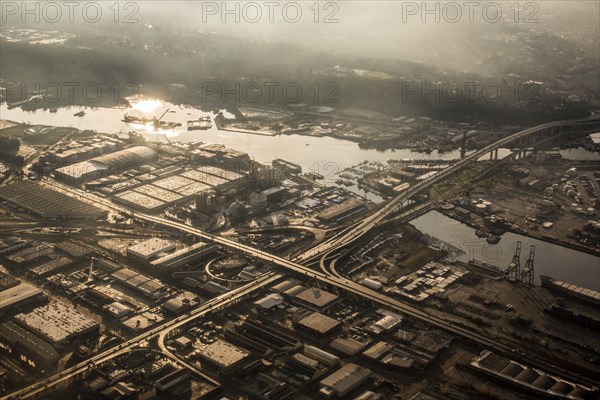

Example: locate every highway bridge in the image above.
[4,115,600,398]
[296,114,600,265]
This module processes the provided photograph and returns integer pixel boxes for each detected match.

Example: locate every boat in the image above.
[540,275,600,306]
[123,108,182,130]
[305,172,324,180]
[187,116,212,131]
[486,235,500,244]
[74,110,85,117]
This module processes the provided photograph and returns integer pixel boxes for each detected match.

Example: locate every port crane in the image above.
[520,245,535,285]
[507,241,522,280]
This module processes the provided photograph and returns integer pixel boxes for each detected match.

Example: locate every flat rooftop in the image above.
[0,283,43,311]
[198,340,249,369]
[297,312,341,335]
[15,301,99,344]
[0,181,106,219]
[295,287,340,309]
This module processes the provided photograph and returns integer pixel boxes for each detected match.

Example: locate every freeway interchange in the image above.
[4,115,600,399]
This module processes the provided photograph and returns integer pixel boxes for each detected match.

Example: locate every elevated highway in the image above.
[4,115,600,399]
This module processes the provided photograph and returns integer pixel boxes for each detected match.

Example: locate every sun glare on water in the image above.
[132,99,163,113]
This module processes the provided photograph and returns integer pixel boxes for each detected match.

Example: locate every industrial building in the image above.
[319,363,372,398]
[113,165,247,213]
[197,340,250,370]
[14,301,99,345]
[111,267,167,299]
[304,345,340,368]
[253,293,285,311]
[296,312,342,338]
[127,238,176,260]
[196,191,217,215]
[55,146,158,184]
[272,159,302,175]
[250,186,287,207]
[105,302,133,318]
[0,237,29,256]
[293,287,340,311]
[155,368,191,392]
[469,350,597,399]
[0,321,60,373]
[151,242,219,269]
[330,337,367,356]
[270,279,301,294]
[0,283,45,313]
[28,256,74,277]
[0,181,106,219]
[317,199,366,223]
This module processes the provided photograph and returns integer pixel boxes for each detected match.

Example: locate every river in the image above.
[2,103,599,288]
[410,210,600,290]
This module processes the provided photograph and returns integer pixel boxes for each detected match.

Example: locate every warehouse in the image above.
[54,240,93,259]
[0,237,29,255]
[113,165,246,213]
[0,181,106,219]
[151,242,219,269]
[111,268,167,299]
[105,302,133,318]
[297,312,342,338]
[14,301,100,345]
[293,287,340,311]
[319,363,372,398]
[127,238,176,260]
[0,283,45,312]
[197,340,250,370]
[29,256,73,277]
[55,146,158,184]
[270,279,301,294]
[254,293,285,311]
[317,199,366,223]
[329,337,367,356]
[54,161,108,184]
[0,321,60,373]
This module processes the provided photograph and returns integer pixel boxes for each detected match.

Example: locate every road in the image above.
[1,272,282,400]
[295,114,600,265]
[36,177,600,389]
[4,115,600,398]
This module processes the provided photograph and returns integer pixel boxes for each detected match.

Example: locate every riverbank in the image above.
[437,208,600,258]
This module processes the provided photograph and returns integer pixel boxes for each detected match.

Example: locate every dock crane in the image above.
[507,241,522,280]
[520,245,535,285]
[152,108,170,130]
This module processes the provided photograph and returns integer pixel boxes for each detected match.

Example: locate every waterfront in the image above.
[410,210,600,290]
[14,105,595,283]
